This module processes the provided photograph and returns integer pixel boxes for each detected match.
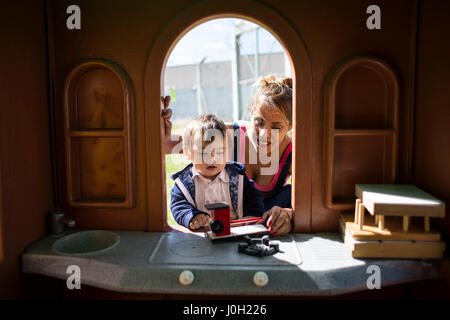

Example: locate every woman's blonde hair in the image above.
[249,75,293,125]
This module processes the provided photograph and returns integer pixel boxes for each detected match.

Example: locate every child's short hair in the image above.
[183,114,227,154]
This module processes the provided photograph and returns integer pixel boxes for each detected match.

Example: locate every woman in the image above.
[162,75,293,235]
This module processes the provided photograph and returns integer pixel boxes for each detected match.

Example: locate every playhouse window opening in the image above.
[163,17,293,229]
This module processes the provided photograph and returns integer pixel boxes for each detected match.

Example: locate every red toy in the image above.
[205,202,267,241]
[205,202,231,237]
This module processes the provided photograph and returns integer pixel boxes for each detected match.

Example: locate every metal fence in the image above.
[164,52,289,122]
[164,20,291,123]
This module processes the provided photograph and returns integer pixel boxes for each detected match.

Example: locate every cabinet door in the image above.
[62,60,137,227]
[324,56,399,211]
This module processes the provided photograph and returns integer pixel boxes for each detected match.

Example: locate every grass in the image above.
[165,154,191,226]
[165,120,192,226]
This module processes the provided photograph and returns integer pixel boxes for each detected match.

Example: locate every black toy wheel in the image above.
[210,220,224,234]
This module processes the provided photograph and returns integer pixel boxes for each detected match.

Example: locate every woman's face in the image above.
[250,103,291,153]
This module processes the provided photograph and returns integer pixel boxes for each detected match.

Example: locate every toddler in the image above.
[170,114,264,230]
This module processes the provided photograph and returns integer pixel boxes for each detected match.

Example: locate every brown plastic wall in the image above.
[0,1,54,299]
[0,0,449,299]
[48,0,417,232]
[413,0,450,249]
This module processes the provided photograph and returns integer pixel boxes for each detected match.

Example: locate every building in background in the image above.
[164,20,291,122]
[164,52,289,122]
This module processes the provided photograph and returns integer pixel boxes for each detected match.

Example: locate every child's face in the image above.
[190,136,227,179]
[250,103,291,152]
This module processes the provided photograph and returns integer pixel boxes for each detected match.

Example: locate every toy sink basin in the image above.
[51,230,120,256]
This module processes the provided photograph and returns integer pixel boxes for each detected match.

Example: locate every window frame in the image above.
[143,2,313,232]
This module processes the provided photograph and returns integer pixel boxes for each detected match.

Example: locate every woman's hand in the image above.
[161,96,172,139]
[258,206,292,236]
[161,95,182,154]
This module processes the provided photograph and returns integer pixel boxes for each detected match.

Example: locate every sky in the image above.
[166,18,285,67]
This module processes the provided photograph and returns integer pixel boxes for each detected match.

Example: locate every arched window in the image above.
[163,18,292,228]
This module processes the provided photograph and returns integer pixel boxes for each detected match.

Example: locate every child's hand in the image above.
[189,214,210,230]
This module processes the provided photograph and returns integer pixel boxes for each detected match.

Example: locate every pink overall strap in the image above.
[252,141,292,192]
[239,125,246,164]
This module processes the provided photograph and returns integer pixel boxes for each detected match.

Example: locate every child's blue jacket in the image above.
[170,161,265,228]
